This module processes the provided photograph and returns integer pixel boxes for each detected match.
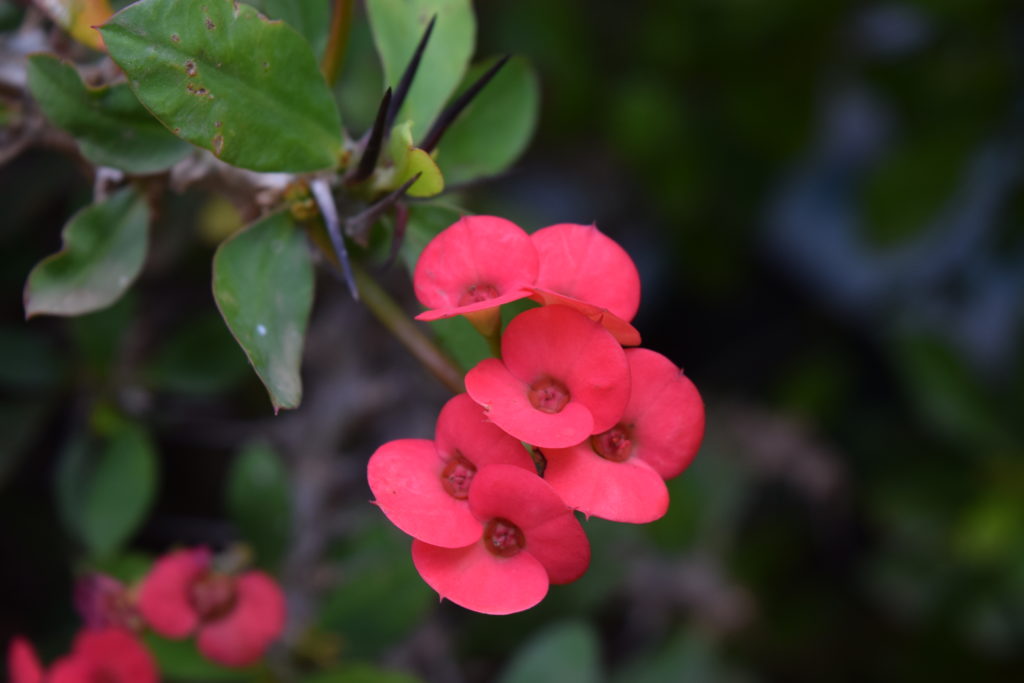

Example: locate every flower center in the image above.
[189,572,238,623]
[528,377,570,413]
[440,453,477,499]
[483,518,525,557]
[591,425,633,462]
[458,283,500,306]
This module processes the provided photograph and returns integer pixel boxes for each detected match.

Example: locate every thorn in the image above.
[346,173,421,246]
[420,55,511,153]
[383,201,410,269]
[309,179,359,300]
[347,88,392,185]
[386,15,437,131]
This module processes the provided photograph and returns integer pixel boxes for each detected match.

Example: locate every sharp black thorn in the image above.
[386,15,437,132]
[420,54,511,153]
[346,173,421,243]
[347,87,392,185]
[310,179,359,300]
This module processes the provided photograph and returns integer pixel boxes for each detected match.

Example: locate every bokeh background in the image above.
[2,0,1024,681]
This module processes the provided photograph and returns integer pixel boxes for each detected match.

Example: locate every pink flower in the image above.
[529,223,642,346]
[413,215,539,336]
[368,393,537,547]
[8,630,158,683]
[48,629,157,683]
[74,574,142,631]
[541,348,705,523]
[412,464,590,614]
[138,548,285,668]
[8,637,43,683]
[465,305,630,448]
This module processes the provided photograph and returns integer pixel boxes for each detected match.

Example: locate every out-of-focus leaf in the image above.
[100,0,342,172]
[212,212,314,412]
[90,552,152,584]
[69,294,135,374]
[226,441,290,569]
[611,629,751,683]
[0,399,50,489]
[144,633,253,681]
[304,664,423,683]
[56,420,158,559]
[26,54,191,174]
[33,0,112,50]
[24,187,148,318]
[438,56,539,185]
[399,203,463,272]
[367,0,474,139]
[497,621,602,683]
[145,312,249,395]
[320,524,433,659]
[246,0,330,56]
[0,326,63,389]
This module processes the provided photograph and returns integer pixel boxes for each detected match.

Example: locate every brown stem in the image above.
[321,0,355,86]
[352,264,465,394]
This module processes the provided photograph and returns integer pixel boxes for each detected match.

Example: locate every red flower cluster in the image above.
[369,217,705,614]
[8,546,286,681]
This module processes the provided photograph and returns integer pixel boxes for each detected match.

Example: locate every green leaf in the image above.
[385,121,442,196]
[305,664,423,683]
[212,212,314,412]
[27,54,191,174]
[144,633,254,681]
[367,0,475,140]
[100,0,342,172]
[24,186,149,318]
[56,420,158,559]
[145,312,250,395]
[246,0,330,56]
[227,441,290,569]
[497,621,602,683]
[438,56,540,185]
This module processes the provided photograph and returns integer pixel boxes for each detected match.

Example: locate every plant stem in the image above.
[321,0,355,86]
[353,264,465,394]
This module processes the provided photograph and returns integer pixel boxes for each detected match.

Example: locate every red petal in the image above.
[138,548,208,638]
[50,629,157,683]
[8,637,43,683]
[434,393,536,471]
[465,358,595,448]
[622,349,705,479]
[413,215,538,312]
[412,539,549,615]
[541,442,669,523]
[367,438,483,547]
[532,223,640,321]
[413,288,533,321]
[468,465,590,584]
[500,306,630,434]
[196,572,285,668]
[529,288,641,346]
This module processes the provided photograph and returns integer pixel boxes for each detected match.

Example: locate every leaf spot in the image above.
[206,18,216,30]
[185,59,197,77]
[256,324,267,337]
[214,121,222,128]
[212,134,224,156]
[170,33,180,43]
[262,62,270,71]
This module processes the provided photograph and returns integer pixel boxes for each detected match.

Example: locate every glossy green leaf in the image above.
[212,212,314,412]
[27,55,191,173]
[56,420,158,559]
[438,56,540,185]
[498,621,602,683]
[100,0,342,172]
[227,441,290,569]
[24,187,148,318]
[246,0,329,55]
[367,0,474,139]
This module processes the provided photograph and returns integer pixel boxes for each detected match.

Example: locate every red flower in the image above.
[138,548,285,668]
[529,223,642,346]
[465,305,630,448]
[8,637,43,683]
[541,348,704,523]
[47,629,157,683]
[74,574,142,631]
[412,464,590,614]
[368,393,536,548]
[413,215,539,336]
[8,630,157,683]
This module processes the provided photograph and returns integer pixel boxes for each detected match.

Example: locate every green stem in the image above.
[353,264,465,394]
[321,0,355,86]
